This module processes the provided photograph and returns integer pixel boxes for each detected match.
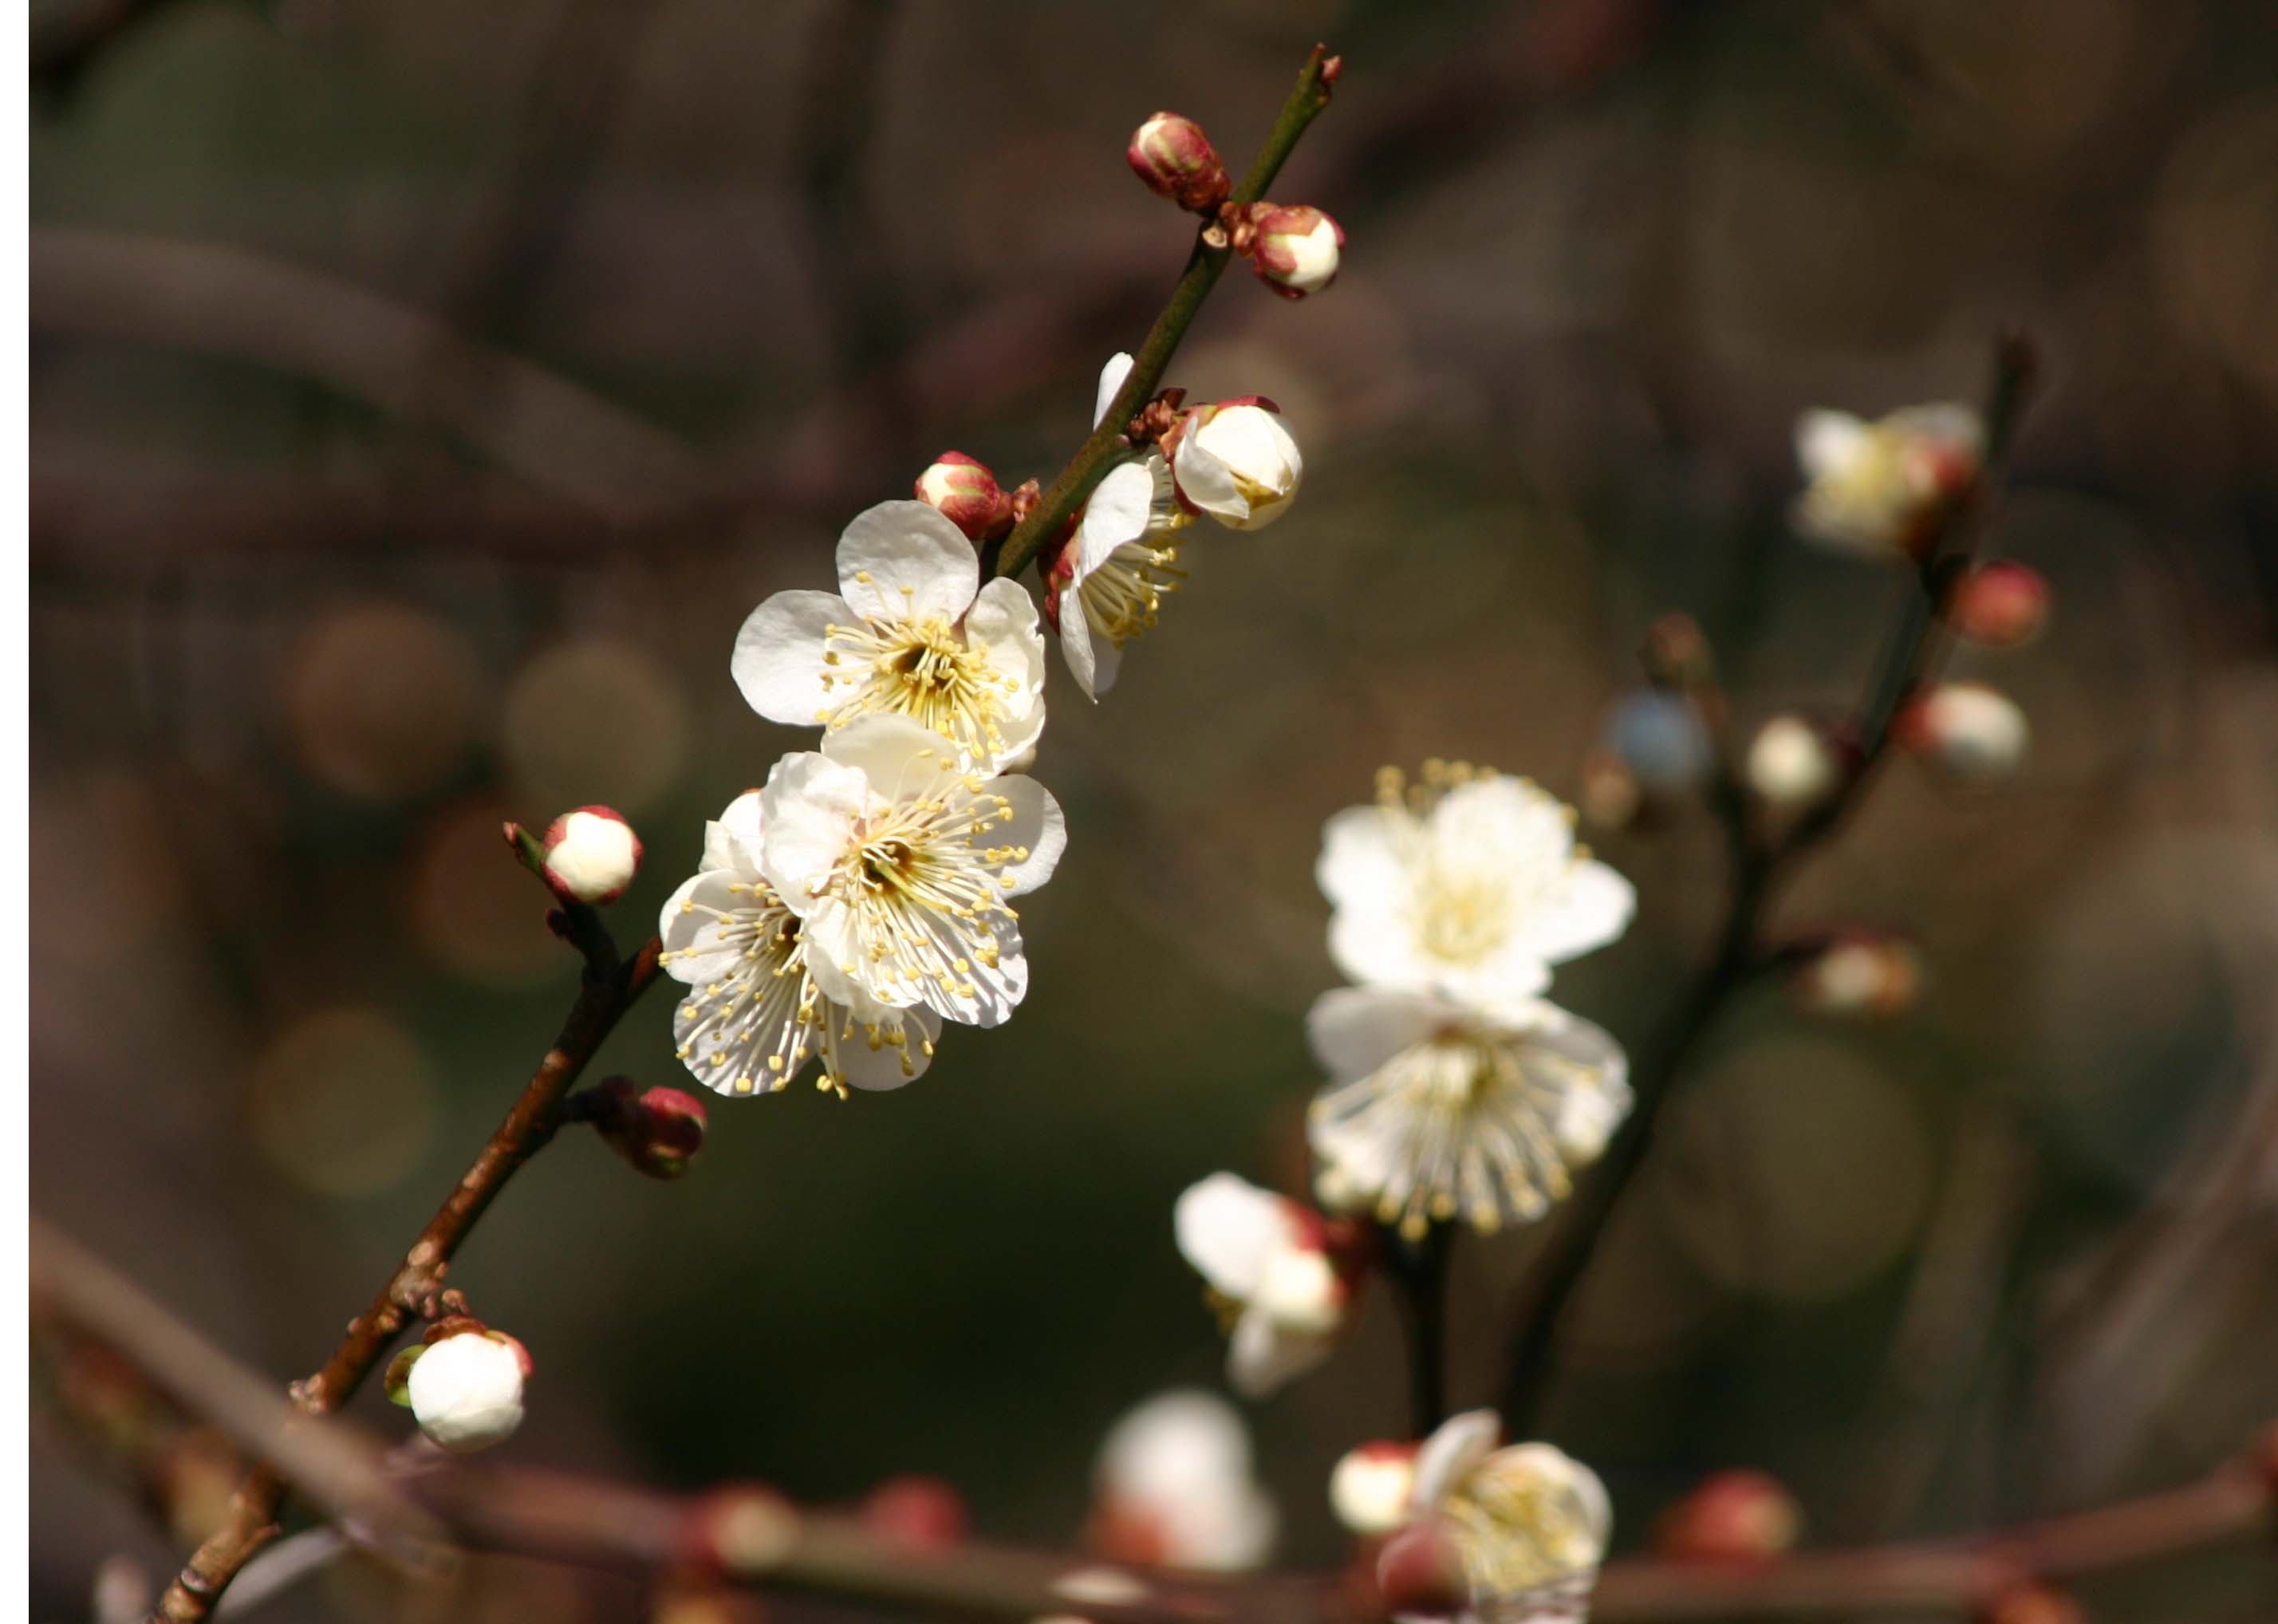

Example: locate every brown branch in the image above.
[138,872,666,1622]
[34,1220,2272,1624]
[1500,336,2040,1428]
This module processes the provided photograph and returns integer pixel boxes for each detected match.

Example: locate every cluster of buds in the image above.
[1174,1172,1372,1397]
[1126,112,1344,300]
[913,451,1023,543]
[538,805,642,905]
[386,1317,531,1453]
[1653,1469,1803,1566]
[570,1075,708,1179]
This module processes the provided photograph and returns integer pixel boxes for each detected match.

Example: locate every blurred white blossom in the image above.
[1174,1172,1363,1398]
[1167,399,1303,530]
[1090,1390,1276,1571]
[1402,1411,1610,1622]
[1792,404,1982,557]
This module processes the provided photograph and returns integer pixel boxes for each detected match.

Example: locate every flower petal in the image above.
[835,501,980,624]
[1094,351,1136,428]
[1326,909,1437,999]
[757,752,867,910]
[730,590,848,726]
[1794,409,1869,482]
[1173,1172,1288,1298]
[1306,986,1455,1081]
[826,1001,944,1092]
[1076,462,1157,573]
[1511,858,1636,968]
[1409,1409,1504,1514]
[1058,584,1102,700]
[1316,806,1408,912]
[820,712,964,802]
[987,773,1066,896]
[964,576,1049,763]
[1228,1308,1335,1400]
[1171,438,1244,521]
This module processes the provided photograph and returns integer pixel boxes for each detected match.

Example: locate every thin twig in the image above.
[1500,337,2040,1429]
[1382,1222,1453,1437]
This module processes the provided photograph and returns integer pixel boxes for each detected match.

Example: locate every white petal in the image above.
[1889,402,1984,459]
[964,577,1049,764]
[1170,437,1244,520]
[1075,463,1157,572]
[730,589,847,725]
[702,790,767,873]
[820,712,964,801]
[1094,351,1136,428]
[797,897,877,1010]
[988,774,1066,895]
[1409,1409,1504,1514]
[1306,987,1455,1081]
[1795,409,1870,482]
[757,753,867,909]
[658,872,739,983]
[1326,909,1437,999]
[1058,585,1102,700]
[835,501,979,624]
[1511,859,1636,968]
[1087,627,1125,696]
[826,1002,943,1092]
[1432,776,1572,876]
[1436,940,1555,1021]
[1172,1173,1288,1298]
[1316,806,1408,911]
[1228,1309,1335,1400]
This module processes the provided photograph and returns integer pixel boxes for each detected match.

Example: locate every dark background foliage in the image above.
[29,1,2278,1618]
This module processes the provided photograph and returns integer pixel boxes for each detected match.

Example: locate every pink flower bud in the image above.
[585,1076,708,1180]
[859,1475,969,1551]
[1245,203,1343,299]
[1946,561,2049,648]
[1374,1520,1467,1618]
[1653,1469,1802,1566]
[1126,112,1229,213]
[1898,681,2029,782]
[1980,1584,2087,1624]
[542,806,641,905]
[913,451,1015,543]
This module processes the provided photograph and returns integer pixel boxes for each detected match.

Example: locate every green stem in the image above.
[989,45,1338,583]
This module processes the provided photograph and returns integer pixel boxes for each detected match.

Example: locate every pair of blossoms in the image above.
[654,353,1303,1100]
[1169,763,1636,1614]
[1089,1389,1608,1624]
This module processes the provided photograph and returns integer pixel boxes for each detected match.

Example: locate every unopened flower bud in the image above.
[1607,691,1712,795]
[859,1475,969,1551]
[399,1326,530,1453]
[1980,1583,2087,1624]
[1653,1469,1802,1566]
[1246,203,1343,299]
[1899,682,2029,782]
[1792,932,1920,1019]
[914,451,1015,543]
[542,806,641,905]
[1330,1441,1418,1535]
[1126,112,1229,213]
[1747,715,1840,809]
[1165,400,1302,530]
[1374,1519,1467,1618]
[583,1076,708,1180]
[1578,749,1641,830]
[1946,561,2048,648]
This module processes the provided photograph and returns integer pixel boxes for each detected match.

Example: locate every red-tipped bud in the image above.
[1791,932,1921,1019]
[1898,682,2029,782]
[1653,1470,1802,1567]
[542,806,641,905]
[1374,1520,1468,1618]
[585,1076,708,1180]
[1245,203,1343,299]
[1947,562,2049,648]
[1979,1583,2087,1624]
[859,1475,970,1551]
[1127,112,1230,213]
[914,451,1016,543]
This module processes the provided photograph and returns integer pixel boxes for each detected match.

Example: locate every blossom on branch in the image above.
[392,1323,530,1454]
[1165,399,1303,530]
[541,806,642,905]
[733,502,1047,773]
[1088,1390,1276,1571]
[1792,403,1984,558]
[1396,1410,1610,1622]
[1307,986,1630,1240]
[1173,1172,1368,1398]
[660,790,943,1097]
[1316,763,1633,1021]
[757,715,1065,1028]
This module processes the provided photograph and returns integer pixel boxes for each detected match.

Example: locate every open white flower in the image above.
[1090,1389,1277,1571]
[1174,1173,1364,1399]
[1307,986,1630,1240]
[1166,398,1303,530]
[1405,1411,1610,1618]
[758,714,1065,1028]
[1318,763,1634,1020]
[1792,404,1983,557]
[732,500,1047,771]
[659,790,943,1098]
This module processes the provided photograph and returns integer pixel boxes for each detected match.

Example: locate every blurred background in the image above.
[28,0,2278,1618]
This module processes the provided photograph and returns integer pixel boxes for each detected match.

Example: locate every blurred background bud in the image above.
[1246,203,1343,299]
[915,451,1016,542]
[1746,715,1840,810]
[1980,1583,2087,1624]
[1372,1519,1466,1618]
[1126,112,1229,212]
[1947,561,2051,648]
[1605,689,1712,796]
[1898,682,2031,782]
[1330,1441,1418,1535]
[1087,1390,1275,1571]
[1791,932,1922,1019]
[857,1474,969,1551]
[1652,1468,1802,1566]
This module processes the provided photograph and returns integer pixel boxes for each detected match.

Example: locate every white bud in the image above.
[407,1331,528,1453]
[1330,1444,1418,1535]
[1169,401,1302,530]
[542,806,642,904]
[1746,715,1839,808]
[1252,1245,1341,1335]
[1902,682,2028,781]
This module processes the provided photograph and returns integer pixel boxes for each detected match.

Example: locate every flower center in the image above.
[819,613,1021,761]
[1440,1462,1602,1599]
[1413,869,1511,966]
[1080,542,1185,647]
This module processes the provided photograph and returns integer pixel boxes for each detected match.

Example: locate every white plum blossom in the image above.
[1174,1173,1362,1399]
[732,500,1047,771]
[405,1330,529,1454]
[1331,1441,1421,1535]
[758,713,1065,1028]
[1792,404,1983,557]
[1166,399,1303,530]
[659,790,943,1098]
[1317,763,1634,1021]
[541,806,642,905]
[1307,986,1630,1240]
[1400,1410,1610,1622]
[1090,1390,1277,1571]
